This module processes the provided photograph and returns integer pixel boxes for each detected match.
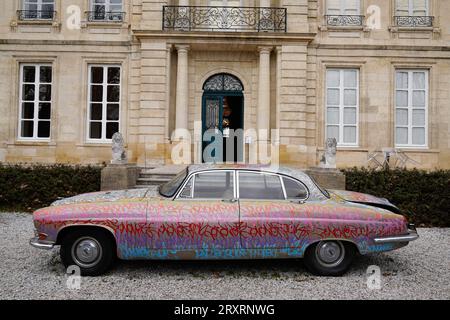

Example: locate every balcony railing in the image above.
[17,10,56,21]
[86,11,125,22]
[325,15,364,27]
[163,6,287,32]
[395,16,434,27]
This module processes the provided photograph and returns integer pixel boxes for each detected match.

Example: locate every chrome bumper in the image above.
[30,237,55,250]
[374,229,419,244]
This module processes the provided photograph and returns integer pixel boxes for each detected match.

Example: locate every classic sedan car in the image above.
[31,165,419,276]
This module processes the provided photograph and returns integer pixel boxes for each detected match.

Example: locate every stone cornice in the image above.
[132,30,316,44]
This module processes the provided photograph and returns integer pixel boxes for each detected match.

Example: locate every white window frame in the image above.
[326,0,361,15]
[394,69,429,148]
[87,64,122,143]
[22,0,55,11]
[325,68,360,147]
[90,0,123,12]
[208,0,243,7]
[18,63,52,141]
[395,0,429,16]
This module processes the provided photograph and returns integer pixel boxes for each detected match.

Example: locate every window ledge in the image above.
[395,148,439,153]
[319,25,365,32]
[9,140,56,147]
[82,21,128,29]
[389,26,440,32]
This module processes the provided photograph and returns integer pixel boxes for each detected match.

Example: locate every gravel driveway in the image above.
[0,212,449,300]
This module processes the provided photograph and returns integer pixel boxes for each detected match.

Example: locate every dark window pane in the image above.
[107,85,120,102]
[90,104,103,121]
[38,103,51,120]
[37,121,50,138]
[23,84,35,101]
[179,177,193,199]
[106,122,119,139]
[108,67,121,84]
[21,121,34,138]
[90,85,103,102]
[22,103,34,119]
[39,84,51,101]
[91,67,104,84]
[239,172,284,200]
[193,172,234,199]
[283,177,308,199]
[90,122,102,139]
[40,66,52,83]
[23,66,35,82]
[107,104,119,121]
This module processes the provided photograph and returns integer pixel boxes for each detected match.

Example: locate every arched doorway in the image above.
[202,73,244,163]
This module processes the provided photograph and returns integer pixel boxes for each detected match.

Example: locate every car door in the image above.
[148,170,241,258]
[238,171,311,256]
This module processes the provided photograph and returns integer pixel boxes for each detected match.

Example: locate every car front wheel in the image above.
[303,240,355,276]
[60,229,115,276]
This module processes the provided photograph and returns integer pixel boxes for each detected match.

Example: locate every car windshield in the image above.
[159,169,188,198]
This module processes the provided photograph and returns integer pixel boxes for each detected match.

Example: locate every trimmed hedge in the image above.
[0,164,102,212]
[343,168,450,227]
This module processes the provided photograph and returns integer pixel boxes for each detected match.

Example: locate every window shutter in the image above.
[396,0,409,16]
[327,0,341,15]
[344,0,360,15]
[412,0,428,16]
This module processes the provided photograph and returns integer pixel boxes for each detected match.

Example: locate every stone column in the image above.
[175,45,189,131]
[165,44,172,143]
[257,47,272,135]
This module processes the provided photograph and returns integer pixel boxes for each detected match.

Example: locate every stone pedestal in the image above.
[101,164,140,191]
[306,167,346,190]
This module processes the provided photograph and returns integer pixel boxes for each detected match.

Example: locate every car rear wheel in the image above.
[303,240,355,276]
[60,229,115,276]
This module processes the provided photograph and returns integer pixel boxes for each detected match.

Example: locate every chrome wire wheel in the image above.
[71,237,103,268]
[315,241,346,268]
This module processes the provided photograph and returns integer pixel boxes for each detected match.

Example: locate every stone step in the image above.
[138,173,177,180]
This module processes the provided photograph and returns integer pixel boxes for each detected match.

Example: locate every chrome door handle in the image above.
[222,199,238,203]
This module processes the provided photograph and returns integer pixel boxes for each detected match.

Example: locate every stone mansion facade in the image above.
[0,0,449,169]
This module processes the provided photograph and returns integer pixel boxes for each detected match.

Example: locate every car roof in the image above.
[186,164,328,201]
[188,164,305,176]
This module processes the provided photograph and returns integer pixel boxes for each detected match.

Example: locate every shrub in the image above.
[343,168,450,227]
[0,164,103,212]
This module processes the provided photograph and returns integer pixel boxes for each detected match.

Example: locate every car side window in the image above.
[179,177,193,199]
[192,171,234,199]
[238,172,284,200]
[283,177,308,200]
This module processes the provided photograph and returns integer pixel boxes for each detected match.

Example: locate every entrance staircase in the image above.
[134,165,187,189]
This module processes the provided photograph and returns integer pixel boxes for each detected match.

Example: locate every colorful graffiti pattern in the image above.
[34,192,408,260]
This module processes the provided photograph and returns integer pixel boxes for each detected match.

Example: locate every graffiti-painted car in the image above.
[31,165,419,276]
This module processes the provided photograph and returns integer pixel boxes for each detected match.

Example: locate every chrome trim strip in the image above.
[373,230,419,244]
[29,237,55,250]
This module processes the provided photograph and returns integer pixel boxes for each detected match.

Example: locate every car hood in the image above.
[329,189,401,214]
[51,186,160,207]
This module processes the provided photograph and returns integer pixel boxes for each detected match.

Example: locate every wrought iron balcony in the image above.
[325,15,364,27]
[86,11,125,22]
[395,16,433,27]
[162,6,287,32]
[17,10,56,21]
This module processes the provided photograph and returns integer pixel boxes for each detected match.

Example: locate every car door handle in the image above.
[290,200,306,205]
[222,199,238,203]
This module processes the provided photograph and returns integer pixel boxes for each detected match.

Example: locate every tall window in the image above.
[90,0,123,21]
[88,65,121,141]
[326,0,360,15]
[209,0,242,6]
[19,64,52,139]
[395,70,428,147]
[22,0,55,19]
[326,69,359,146]
[395,0,428,16]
